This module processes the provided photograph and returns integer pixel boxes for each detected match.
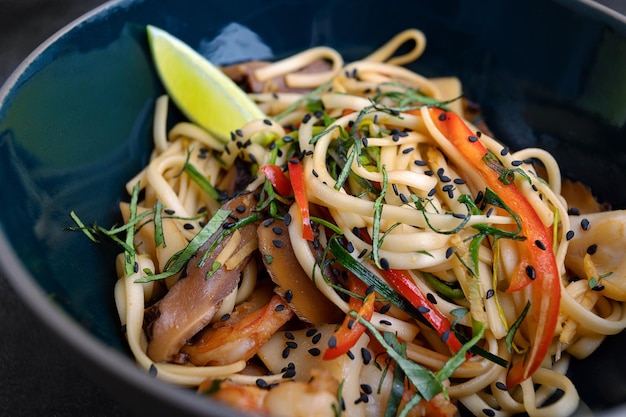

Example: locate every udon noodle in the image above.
[91,28,626,417]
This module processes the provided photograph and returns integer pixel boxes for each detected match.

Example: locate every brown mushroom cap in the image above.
[146,192,259,363]
[257,218,343,325]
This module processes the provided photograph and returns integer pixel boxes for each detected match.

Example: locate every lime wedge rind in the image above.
[147,25,266,142]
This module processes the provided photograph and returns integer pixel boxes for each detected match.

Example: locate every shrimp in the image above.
[182,294,294,366]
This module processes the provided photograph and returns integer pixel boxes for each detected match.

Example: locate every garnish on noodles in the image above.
[69,26,626,417]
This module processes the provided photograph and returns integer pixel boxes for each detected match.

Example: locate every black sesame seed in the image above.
[495,381,508,391]
[441,329,450,342]
[438,112,447,121]
[272,226,283,235]
[568,207,581,215]
[500,146,509,156]
[402,147,414,154]
[312,169,319,178]
[486,289,495,299]
[275,304,285,312]
[380,257,390,270]
[308,348,321,356]
[312,333,322,344]
[286,341,298,349]
[284,212,292,226]
[282,347,290,358]
[511,160,523,166]
[474,190,484,205]
[346,242,355,253]
[566,230,575,240]
[358,248,368,258]
[482,408,496,417]
[347,319,356,330]
[263,218,275,227]
[149,364,158,378]
[306,328,318,337]
[285,290,293,303]
[361,347,372,365]
[328,336,337,348]
[468,135,478,142]
[256,378,269,389]
[380,303,392,314]
[235,129,244,137]
[272,239,283,248]
[133,262,139,273]
[428,188,437,197]
[346,350,355,360]
[183,223,195,230]
[220,313,231,322]
[283,369,296,378]
[425,170,435,176]
[263,118,272,126]
[535,239,546,250]
[164,209,175,215]
[427,293,437,304]
[414,159,427,166]
[399,193,409,203]
[587,244,598,255]
[285,331,295,340]
[360,384,373,394]
[302,113,312,124]
[592,285,605,291]
[485,207,494,218]
[453,178,466,185]
[526,265,536,280]
[379,319,392,326]
[445,247,454,259]
[418,305,431,314]
[581,218,590,230]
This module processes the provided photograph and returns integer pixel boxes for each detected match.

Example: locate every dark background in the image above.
[1,1,625,416]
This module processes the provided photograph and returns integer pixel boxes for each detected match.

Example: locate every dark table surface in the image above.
[1,1,626,417]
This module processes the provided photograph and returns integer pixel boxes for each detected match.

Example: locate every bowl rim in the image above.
[0,0,250,415]
[1,0,626,416]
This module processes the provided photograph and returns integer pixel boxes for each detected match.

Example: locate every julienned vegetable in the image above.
[69,26,626,417]
[428,107,561,388]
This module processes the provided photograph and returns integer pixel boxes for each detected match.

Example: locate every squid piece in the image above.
[145,192,260,363]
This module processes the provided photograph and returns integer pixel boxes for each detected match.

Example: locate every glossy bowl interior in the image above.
[1,0,626,416]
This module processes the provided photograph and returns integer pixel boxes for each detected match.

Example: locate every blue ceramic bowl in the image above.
[1,0,626,416]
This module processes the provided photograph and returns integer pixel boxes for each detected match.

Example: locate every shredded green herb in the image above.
[135,208,232,283]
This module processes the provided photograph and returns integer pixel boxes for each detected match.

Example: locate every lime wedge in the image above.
[146,25,266,142]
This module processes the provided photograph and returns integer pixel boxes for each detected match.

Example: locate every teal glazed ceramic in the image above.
[1,0,625,416]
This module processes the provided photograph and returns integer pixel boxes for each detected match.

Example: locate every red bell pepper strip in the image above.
[260,165,292,197]
[381,268,463,353]
[323,276,374,360]
[287,158,314,241]
[428,107,561,387]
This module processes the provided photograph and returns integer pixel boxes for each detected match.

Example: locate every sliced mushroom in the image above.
[146,192,260,363]
[257,218,343,325]
[221,59,332,93]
